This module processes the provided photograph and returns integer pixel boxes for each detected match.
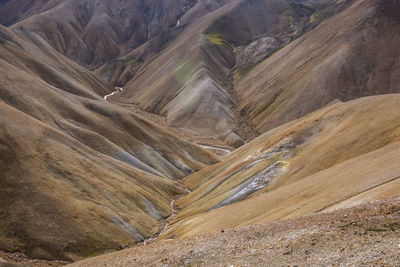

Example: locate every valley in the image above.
[0,0,399,265]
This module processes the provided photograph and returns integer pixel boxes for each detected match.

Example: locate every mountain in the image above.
[235,0,400,133]
[0,24,218,260]
[2,0,226,68]
[160,94,400,239]
[112,0,345,145]
[0,0,399,265]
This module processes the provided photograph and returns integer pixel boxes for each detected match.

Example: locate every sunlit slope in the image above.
[161,94,400,238]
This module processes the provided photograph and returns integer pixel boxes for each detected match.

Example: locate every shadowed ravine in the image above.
[141,180,192,246]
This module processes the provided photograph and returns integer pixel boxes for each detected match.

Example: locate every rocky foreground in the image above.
[69,198,400,266]
[3,198,397,266]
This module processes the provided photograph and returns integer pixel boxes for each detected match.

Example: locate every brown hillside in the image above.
[116,0,340,143]
[0,24,218,260]
[3,0,226,69]
[68,198,400,266]
[161,94,400,238]
[0,0,399,265]
[235,0,400,133]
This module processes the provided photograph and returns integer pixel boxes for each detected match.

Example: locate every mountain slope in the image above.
[67,198,400,266]
[235,0,400,133]
[159,94,400,238]
[0,25,219,260]
[4,0,226,68]
[0,0,61,26]
[114,0,341,144]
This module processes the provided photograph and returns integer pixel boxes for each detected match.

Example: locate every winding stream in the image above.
[197,144,232,155]
[104,87,123,101]
[141,180,191,246]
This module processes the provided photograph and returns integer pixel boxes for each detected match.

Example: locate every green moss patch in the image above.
[174,62,196,84]
[204,32,231,47]
[122,58,137,67]
[309,4,339,24]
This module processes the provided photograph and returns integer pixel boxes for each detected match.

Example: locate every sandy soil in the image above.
[0,251,67,267]
[68,197,400,266]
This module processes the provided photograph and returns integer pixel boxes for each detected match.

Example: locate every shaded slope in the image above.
[5,0,226,68]
[0,0,61,26]
[235,0,400,133]
[0,102,181,261]
[117,0,338,144]
[159,94,400,238]
[94,0,229,86]
[0,25,113,98]
[0,25,219,260]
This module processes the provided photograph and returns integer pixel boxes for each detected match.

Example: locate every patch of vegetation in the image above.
[122,58,137,67]
[309,4,339,24]
[385,221,400,231]
[233,72,241,84]
[174,62,196,84]
[204,32,232,47]
[233,63,257,84]
[365,221,400,233]
[288,14,294,25]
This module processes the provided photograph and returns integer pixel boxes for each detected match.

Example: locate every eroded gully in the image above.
[140,180,192,246]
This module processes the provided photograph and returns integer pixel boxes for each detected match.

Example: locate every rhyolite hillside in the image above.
[0,0,399,265]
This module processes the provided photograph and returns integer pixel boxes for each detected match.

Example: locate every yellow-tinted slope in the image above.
[0,24,219,260]
[160,94,400,238]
